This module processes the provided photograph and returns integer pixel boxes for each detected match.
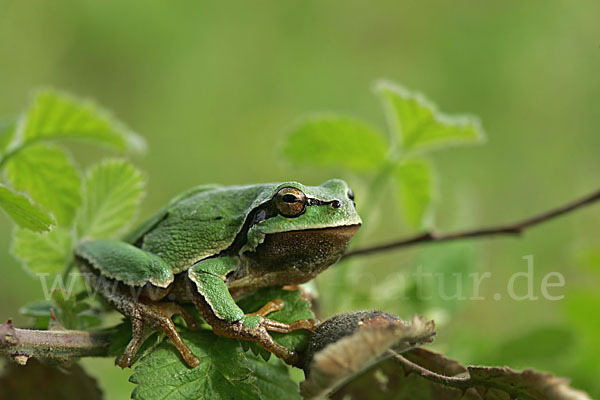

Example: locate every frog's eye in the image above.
[275,187,306,217]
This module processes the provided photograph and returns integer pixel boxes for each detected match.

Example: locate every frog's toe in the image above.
[247,299,285,317]
[262,317,320,333]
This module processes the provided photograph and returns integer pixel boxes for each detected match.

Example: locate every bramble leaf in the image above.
[18,300,54,329]
[130,329,299,400]
[375,80,485,154]
[21,89,145,153]
[4,143,81,227]
[284,115,388,171]
[19,292,102,330]
[11,227,72,274]
[78,159,145,239]
[243,356,301,400]
[0,185,55,232]
[394,157,434,229]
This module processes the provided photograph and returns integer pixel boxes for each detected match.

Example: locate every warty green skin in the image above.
[75,179,361,325]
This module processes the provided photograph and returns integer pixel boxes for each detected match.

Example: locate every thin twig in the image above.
[390,351,471,390]
[0,321,111,365]
[344,187,600,259]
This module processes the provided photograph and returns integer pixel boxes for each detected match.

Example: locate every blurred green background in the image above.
[1,1,599,398]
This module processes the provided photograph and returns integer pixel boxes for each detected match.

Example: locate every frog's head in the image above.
[228,179,362,293]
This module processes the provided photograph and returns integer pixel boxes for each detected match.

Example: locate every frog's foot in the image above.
[248,298,319,333]
[118,301,201,369]
[211,299,319,367]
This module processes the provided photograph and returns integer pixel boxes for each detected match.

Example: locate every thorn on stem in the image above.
[11,353,29,366]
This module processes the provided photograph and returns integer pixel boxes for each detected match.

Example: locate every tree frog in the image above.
[75,179,361,368]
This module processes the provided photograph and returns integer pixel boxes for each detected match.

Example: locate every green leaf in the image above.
[21,89,146,153]
[394,157,434,229]
[19,292,102,330]
[78,159,145,239]
[283,115,388,171]
[0,185,55,232]
[108,321,162,365]
[375,80,485,153]
[238,287,315,353]
[244,355,301,400]
[11,227,72,274]
[4,143,81,227]
[19,300,54,329]
[130,329,298,400]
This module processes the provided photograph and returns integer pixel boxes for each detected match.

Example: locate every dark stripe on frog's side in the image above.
[220,195,342,258]
[220,200,279,256]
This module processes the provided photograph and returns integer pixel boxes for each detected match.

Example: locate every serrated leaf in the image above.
[0,185,55,232]
[11,227,72,274]
[78,159,145,239]
[130,329,291,400]
[238,287,315,352]
[4,143,81,226]
[109,321,162,366]
[19,293,102,330]
[395,157,434,229]
[283,115,388,171]
[21,89,145,153]
[244,355,301,400]
[375,80,485,154]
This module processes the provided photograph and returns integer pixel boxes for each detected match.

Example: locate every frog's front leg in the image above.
[188,257,319,366]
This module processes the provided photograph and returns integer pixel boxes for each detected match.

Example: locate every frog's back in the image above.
[133,183,278,273]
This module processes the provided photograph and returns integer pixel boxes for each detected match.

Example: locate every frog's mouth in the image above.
[228,224,360,294]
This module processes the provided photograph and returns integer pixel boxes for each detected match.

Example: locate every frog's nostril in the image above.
[331,200,341,208]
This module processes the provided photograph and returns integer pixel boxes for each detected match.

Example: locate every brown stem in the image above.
[391,351,539,400]
[344,187,600,259]
[391,351,471,389]
[0,321,111,365]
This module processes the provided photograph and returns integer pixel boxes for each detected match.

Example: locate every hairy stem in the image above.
[0,321,111,365]
[344,187,600,258]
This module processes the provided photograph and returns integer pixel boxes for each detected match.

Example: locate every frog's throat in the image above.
[227,224,360,295]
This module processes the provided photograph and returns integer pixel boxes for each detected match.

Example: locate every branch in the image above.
[390,350,590,400]
[343,187,600,259]
[391,351,471,390]
[0,321,111,365]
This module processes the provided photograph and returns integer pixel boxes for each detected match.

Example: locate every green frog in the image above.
[75,179,361,368]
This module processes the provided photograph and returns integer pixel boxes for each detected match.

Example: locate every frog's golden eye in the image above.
[275,187,306,217]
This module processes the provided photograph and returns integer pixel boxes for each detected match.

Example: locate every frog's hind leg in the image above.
[117,299,201,368]
[79,263,200,368]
